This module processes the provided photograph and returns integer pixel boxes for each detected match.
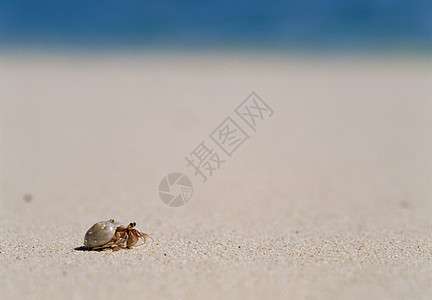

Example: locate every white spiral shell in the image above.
[84,220,126,249]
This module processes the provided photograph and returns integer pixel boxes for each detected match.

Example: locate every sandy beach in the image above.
[1,53,431,299]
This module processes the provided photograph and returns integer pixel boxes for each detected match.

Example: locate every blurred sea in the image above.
[0,0,431,51]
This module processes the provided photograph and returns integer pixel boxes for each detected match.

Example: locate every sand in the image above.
[0,53,431,299]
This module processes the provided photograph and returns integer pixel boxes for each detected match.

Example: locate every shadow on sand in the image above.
[74,246,91,251]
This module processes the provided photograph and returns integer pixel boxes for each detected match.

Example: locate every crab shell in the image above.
[84,219,151,250]
[84,219,127,249]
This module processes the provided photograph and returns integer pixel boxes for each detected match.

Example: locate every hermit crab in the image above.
[84,219,152,250]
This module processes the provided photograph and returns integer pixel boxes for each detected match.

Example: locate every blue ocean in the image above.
[0,0,431,50]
